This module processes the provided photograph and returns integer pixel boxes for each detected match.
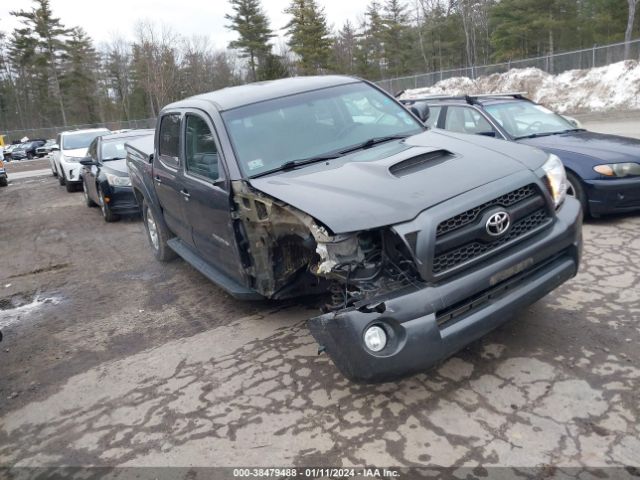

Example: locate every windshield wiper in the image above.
[339,134,410,155]
[250,153,343,178]
[517,128,587,140]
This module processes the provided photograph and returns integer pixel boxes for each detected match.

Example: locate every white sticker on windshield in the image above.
[248,159,264,170]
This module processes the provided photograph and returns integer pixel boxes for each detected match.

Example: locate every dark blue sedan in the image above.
[79,129,154,222]
[401,93,640,217]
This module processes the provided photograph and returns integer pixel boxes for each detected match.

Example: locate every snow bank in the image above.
[401,60,640,113]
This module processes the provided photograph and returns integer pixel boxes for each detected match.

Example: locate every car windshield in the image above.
[101,139,127,161]
[222,82,424,177]
[484,101,576,138]
[63,131,109,150]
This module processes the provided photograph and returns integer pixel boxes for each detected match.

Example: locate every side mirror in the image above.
[478,131,497,138]
[79,158,97,166]
[409,102,430,123]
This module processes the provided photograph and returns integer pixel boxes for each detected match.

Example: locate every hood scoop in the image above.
[389,150,454,177]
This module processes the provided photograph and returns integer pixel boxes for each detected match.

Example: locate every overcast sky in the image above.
[0,0,371,50]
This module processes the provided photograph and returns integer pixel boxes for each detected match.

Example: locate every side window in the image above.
[158,114,181,168]
[425,106,441,128]
[445,106,495,135]
[184,115,220,182]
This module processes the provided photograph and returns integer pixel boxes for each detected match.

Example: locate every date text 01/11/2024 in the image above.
[232,468,401,478]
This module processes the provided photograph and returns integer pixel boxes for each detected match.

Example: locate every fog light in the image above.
[363,325,387,352]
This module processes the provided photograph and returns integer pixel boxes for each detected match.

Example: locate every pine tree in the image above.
[258,53,290,80]
[61,27,100,123]
[10,0,70,125]
[284,0,332,74]
[225,0,274,81]
[381,0,411,77]
[355,1,386,79]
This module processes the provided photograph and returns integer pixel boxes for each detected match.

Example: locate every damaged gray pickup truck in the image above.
[126,76,583,382]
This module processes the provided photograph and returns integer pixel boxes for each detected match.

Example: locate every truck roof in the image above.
[164,75,360,112]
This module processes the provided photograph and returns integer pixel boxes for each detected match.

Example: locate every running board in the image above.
[167,238,263,300]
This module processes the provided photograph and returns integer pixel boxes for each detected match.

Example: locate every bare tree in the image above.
[625,0,638,59]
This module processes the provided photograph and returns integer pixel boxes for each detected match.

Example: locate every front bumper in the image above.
[59,160,83,183]
[585,177,640,216]
[309,197,583,383]
[102,184,140,214]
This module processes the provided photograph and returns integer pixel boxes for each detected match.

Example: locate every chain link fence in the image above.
[2,118,157,145]
[376,39,640,94]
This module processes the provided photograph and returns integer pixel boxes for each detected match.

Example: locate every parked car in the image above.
[0,157,7,186]
[10,139,46,160]
[80,129,154,222]
[51,128,110,192]
[36,139,58,157]
[3,143,19,161]
[400,93,640,217]
[127,76,582,382]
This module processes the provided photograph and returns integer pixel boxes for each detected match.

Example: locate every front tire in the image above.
[58,167,66,186]
[83,180,97,207]
[566,171,588,217]
[98,186,120,222]
[0,177,7,187]
[142,200,176,261]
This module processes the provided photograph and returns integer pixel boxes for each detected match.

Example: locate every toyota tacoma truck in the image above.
[127,76,582,382]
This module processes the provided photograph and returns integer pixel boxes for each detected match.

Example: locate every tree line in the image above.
[0,0,637,134]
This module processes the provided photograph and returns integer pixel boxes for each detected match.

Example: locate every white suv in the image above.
[51,128,110,192]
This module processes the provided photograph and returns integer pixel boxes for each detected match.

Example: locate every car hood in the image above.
[249,129,547,234]
[102,159,128,175]
[62,148,89,158]
[517,131,640,163]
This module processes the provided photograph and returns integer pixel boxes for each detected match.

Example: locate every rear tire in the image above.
[142,200,176,262]
[0,177,7,187]
[566,171,588,217]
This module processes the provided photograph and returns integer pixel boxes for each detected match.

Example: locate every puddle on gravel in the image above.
[0,292,63,329]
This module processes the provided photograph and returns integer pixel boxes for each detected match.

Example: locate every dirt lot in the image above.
[1,146,639,474]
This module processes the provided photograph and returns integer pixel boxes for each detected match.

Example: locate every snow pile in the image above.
[401,60,640,113]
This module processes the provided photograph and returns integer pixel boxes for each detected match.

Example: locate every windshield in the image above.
[63,130,109,150]
[101,139,128,161]
[485,101,576,138]
[222,82,424,177]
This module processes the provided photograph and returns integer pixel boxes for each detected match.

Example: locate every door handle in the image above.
[180,189,191,200]
[154,175,162,184]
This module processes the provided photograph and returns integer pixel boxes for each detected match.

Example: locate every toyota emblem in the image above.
[486,211,510,236]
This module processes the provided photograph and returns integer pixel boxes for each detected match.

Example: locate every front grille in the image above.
[436,185,536,237]
[431,184,552,276]
[433,209,548,274]
[436,252,564,328]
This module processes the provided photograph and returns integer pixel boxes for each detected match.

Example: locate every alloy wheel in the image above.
[146,207,159,250]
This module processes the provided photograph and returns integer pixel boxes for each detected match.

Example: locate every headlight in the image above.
[594,163,640,178]
[105,172,131,187]
[542,154,567,208]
